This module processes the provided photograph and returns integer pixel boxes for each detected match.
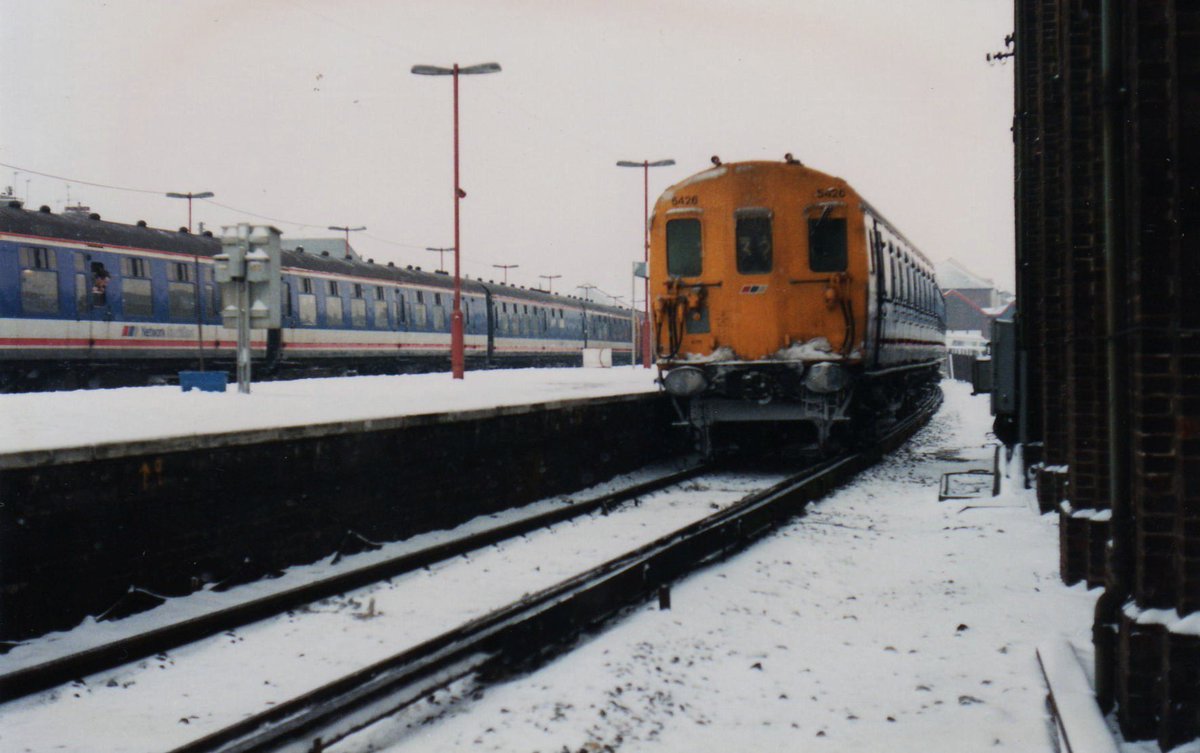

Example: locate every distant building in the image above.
[936,258,1015,381]
[287,237,361,262]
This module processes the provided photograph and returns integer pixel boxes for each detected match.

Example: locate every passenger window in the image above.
[808,217,847,272]
[666,218,702,277]
[735,213,772,274]
[124,278,153,318]
[19,246,60,314]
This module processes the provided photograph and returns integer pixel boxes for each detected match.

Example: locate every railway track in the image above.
[0,464,706,703]
[161,388,943,753]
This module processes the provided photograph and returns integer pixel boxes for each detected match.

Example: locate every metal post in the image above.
[412,61,501,380]
[617,159,673,367]
[1092,0,1131,713]
[451,64,465,380]
[642,161,651,368]
[631,266,637,367]
[236,278,251,394]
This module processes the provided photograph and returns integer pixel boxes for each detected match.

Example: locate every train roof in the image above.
[0,201,632,317]
[0,200,219,256]
[658,160,936,272]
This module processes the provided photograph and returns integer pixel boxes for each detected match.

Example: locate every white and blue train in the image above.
[0,201,638,390]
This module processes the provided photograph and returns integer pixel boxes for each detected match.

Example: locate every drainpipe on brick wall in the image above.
[1093,0,1133,714]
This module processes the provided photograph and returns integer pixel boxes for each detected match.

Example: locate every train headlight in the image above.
[803,362,848,394]
[663,367,709,397]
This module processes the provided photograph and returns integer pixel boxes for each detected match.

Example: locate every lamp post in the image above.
[166,191,215,232]
[493,264,518,284]
[426,246,454,273]
[539,274,561,293]
[328,225,366,260]
[412,60,502,380]
[617,159,674,368]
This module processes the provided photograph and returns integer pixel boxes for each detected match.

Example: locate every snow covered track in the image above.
[165,390,942,753]
[0,465,707,705]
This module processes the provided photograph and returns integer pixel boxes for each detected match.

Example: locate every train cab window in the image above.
[808,215,848,272]
[19,246,60,314]
[666,218,702,277]
[734,211,772,274]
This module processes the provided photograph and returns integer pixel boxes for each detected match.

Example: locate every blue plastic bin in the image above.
[179,371,228,393]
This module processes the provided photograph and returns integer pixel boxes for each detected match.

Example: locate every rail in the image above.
[165,388,942,753]
[0,464,706,703]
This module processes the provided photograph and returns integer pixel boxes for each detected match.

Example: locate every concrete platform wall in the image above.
[0,393,680,641]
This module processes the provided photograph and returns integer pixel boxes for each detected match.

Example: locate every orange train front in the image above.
[649,158,945,454]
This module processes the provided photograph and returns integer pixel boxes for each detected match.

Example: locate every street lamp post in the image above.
[166,190,215,233]
[493,264,519,284]
[426,246,454,273]
[539,274,562,293]
[328,225,366,260]
[617,159,674,368]
[412,60,502,380]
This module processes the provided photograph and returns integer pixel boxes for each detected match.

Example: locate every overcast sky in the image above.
[0,1,1015,304]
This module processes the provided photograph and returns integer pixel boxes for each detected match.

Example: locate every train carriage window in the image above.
[396,291,407,324]
[18,245,59,314]
[168,281,196,321]
[808,215,848,272]
[19,246,60,314]
[734,211,772,274]
[75,273,89,314]
[353,283,364,299]
[123,278,153,318]
[326,294,344,327]
[373,287,388,327]
[328,280,339,296]
[167,261,196,321]
[351,297,367,328]
[299,290,317,325]
[432,303,445,330]
[667,218,702,277]
[301,277,313,294]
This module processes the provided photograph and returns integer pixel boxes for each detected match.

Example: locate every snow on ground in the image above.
[348,382,1103,753]
[0,367,658,455]
[0,466,789,752]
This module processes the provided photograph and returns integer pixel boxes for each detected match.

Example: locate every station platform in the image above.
[0,367,660,466]
[0,368,676,641]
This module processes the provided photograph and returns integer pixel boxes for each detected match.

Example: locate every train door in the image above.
[77,253,114,354]
[482,285,496,363]
[870,221,885,368]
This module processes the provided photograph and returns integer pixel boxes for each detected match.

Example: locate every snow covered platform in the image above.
[0,368,677,641]
[0,368,661,467]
